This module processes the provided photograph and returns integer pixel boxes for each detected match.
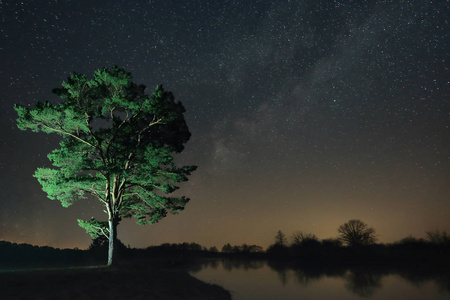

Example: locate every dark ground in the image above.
[0,259,232,300]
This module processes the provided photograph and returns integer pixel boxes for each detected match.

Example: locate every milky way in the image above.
[1,0,449,249]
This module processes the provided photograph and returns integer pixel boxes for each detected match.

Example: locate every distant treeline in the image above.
[137,223,450,266]
[134,242,264,258]
[264,234,450,265]
[262,220,450,265]
[1,222,449,268]
[0,241,89,269]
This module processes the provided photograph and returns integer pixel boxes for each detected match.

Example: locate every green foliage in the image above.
[15,66,196,240]
[77,218,109,239]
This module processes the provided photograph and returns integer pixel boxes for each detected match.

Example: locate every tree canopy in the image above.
[337,219,377,247]
[15,66,196,265]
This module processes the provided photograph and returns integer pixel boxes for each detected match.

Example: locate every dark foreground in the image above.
[0,259,232,300]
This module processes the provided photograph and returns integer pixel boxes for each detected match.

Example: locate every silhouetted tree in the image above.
[290,231,321,259]
[275,230,287,246]
[189,242,202,251]
[337,219,377,247]
[208,246,218,253]
[241,244,250,253]
[221,243,232,253]
[248,245,264,253]
[426,230,450,245]
[15,66,196,266]
[290,231,318,246]
[319,238,343,259]
[395,236,428,249]
[267,230,290,257]
[219,243,263,255]
[321,238,342,248]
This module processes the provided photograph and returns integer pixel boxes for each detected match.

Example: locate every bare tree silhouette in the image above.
[275,230,287,246]
[337,219,377,247]
[291,231,318,246]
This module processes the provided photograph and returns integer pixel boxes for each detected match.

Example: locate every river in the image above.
[188,258,450,300]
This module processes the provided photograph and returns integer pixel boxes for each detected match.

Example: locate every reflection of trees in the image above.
[277,268,289,286]
[191,258,450,297]
[344,266,450,297]
[397,269,428,288]
[187,258,265,273]
[266,260,290,285]
[292,269,319,287]
[267,261,386,297]
[186,259,221,273]
[209,259,219,269]
[293,265,332,287]
[267,261,347,287]
[345,268,383,297]
[397,267,450,293]
[186,260,207,273]
[220,258,265,271]
[435,273,450,293]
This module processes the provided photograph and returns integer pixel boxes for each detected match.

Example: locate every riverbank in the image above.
[0,259,232,300]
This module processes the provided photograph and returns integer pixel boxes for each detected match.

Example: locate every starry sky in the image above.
[1,0,449,250]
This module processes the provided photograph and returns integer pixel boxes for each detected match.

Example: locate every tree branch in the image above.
[40,123,96,148]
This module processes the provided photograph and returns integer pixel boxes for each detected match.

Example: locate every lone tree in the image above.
[337,219,377,247]
[274,230,287,246]
[15,66,196,266]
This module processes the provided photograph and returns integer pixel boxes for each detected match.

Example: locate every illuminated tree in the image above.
[15,66,196,266]
[337,219,377,247]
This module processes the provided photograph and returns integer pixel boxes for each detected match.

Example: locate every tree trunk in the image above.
[107,217,118,266]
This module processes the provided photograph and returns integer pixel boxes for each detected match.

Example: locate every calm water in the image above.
[189,259,450,300]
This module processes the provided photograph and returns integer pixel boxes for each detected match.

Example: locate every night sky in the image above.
[1,0,449,250]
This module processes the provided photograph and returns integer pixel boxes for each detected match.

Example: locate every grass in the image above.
[0,258,232,300]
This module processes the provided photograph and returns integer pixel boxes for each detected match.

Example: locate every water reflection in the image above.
[397,267,450,293]
[188,259,265,274]
[345,268,382,297]
[221,258,265,271]
[189,258,450,299]
[267,260,385,296]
